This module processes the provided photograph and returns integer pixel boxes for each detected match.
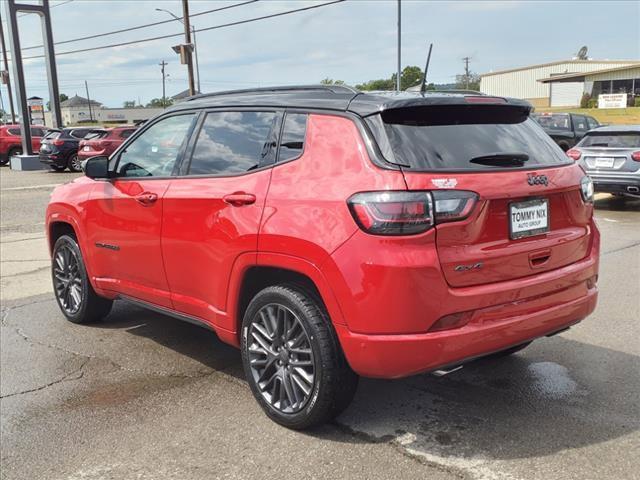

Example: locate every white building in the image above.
[44,95,165,126]
[480,60,640,107]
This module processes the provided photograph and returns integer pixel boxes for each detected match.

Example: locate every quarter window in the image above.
[278,113,307,162]
[188,111,280,175]
[573,115,588,133]
[115,114,195,178]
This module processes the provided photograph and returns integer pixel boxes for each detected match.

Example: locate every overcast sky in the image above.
[2,0,639,108]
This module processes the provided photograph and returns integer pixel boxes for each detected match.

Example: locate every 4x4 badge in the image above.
[527,173,548,186]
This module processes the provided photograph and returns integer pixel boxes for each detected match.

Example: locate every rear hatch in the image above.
[79,130,109,156]
[366,102,593,288]
[39,130,61,154]
[576,131,640,173]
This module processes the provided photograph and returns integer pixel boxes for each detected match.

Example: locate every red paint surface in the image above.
[46,112,600,378]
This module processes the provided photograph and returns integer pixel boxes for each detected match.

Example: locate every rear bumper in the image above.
[336,284,596,378]
[331,220,600,379]
[588,174,640,194]
[39,153,66,167]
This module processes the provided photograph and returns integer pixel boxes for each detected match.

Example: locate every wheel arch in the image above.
[225,253,347,347]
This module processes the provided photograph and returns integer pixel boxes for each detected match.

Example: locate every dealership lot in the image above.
[1,169,638,480]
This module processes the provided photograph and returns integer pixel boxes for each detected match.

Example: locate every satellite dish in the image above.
[576,46,588,60]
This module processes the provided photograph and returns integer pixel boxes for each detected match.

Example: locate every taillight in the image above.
[347,191,434,235]
[432,190,478,223]
[52,139,64,146]
[566,149,581,160]
[631,151,640,162]
[347,190,479,235]
[580,176,594,203]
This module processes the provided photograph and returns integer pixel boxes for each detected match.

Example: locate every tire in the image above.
[67,153,82,172]
[67,152,82,172]
[557,142,570,152]
[52,234,113,324]
[486,341,532,359]
[241,284,358,430]
[2,146,22,165]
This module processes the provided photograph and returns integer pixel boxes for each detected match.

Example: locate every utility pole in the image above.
[0,13,16,123]
[182,0,196,96]
[159,60,168,108]
[462,56,471,89]
[396,0,401,92]
[84,80,93,122]
[156,7,200,94]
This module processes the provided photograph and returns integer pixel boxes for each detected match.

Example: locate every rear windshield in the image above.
[367,105,570,171]
[43,131,61,139]
[532,113,571,130]
[578,132,640,148]
[84,131,108,140]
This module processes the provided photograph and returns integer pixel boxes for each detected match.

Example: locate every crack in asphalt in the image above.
[1,265,50,277]
[0,358,89,399]
[0,235,46,244]
[601,241,640,256]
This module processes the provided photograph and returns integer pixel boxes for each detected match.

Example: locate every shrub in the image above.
[634,97,640,107]
[587,99,598,109]
[580,92,591,109]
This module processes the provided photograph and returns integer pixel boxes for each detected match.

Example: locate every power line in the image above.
[16,0,74,18]
[22,0,345,60]
[19,0,258,52]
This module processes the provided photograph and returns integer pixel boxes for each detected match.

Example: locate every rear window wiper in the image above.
[469,152,529,167]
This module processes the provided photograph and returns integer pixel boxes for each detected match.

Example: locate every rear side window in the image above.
[70,129,91,139]
[188,111,280,175]
[44,131,61,139]
[586,117,599,130]
[119,129,135,139]
[367,105,571,171]
[278,113,307,162]
[579,132,640,148]
[84,130,108,140]
[573,115,589,133]
[8,128,20,136]
[31,128,45,137]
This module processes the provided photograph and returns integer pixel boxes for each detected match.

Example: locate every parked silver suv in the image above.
[567,125,640,196]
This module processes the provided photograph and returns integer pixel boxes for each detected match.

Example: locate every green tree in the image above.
[320,78,345,85]
[46,93,68,111]
[123,100,136,108]
[355,66,425,91]
[146,97,172,108]
[455,72,481,91]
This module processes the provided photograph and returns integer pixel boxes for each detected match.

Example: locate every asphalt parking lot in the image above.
[1,168,639,480]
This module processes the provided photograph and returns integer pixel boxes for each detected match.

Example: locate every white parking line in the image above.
[1,183,62,192]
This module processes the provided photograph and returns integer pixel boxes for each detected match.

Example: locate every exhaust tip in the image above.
[627,186,639,194]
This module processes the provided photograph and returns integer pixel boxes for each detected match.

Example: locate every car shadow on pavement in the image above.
[594,194,640,211]
[97,303,639,460]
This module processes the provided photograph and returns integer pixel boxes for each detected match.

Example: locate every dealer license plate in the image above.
[595,157,614,168]
[509,199,549,239]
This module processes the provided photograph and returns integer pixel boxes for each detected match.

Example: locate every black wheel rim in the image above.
[70,154,81,171]
[53,244,83,315]
[247,304,316,414]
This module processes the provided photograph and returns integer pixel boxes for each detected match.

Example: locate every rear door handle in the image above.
[135,192,158,206]
[223,192,256,206]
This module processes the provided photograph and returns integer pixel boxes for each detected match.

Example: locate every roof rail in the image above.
[186,84,360,102]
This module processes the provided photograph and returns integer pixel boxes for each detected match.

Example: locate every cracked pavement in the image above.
[1,169,639,480]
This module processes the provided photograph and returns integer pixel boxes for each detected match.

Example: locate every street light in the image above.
[156,7,201,94]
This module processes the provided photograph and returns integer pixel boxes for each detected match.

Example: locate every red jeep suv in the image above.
[46,86,599,429]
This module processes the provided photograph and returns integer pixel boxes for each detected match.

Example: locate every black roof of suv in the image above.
[169,85,532,117]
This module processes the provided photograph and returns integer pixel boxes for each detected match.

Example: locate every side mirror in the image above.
[84,156,110,179]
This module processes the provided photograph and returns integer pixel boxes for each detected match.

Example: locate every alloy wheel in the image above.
[69,154,82,172]
[247,303,316,414]
[53,244,83,314]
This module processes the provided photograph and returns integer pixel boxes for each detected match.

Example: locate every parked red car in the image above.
[46,86,599,429]
[0,124,47,165]
[77,126,137,162]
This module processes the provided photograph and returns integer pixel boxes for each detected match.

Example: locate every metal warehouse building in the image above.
[480,60,640,107]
